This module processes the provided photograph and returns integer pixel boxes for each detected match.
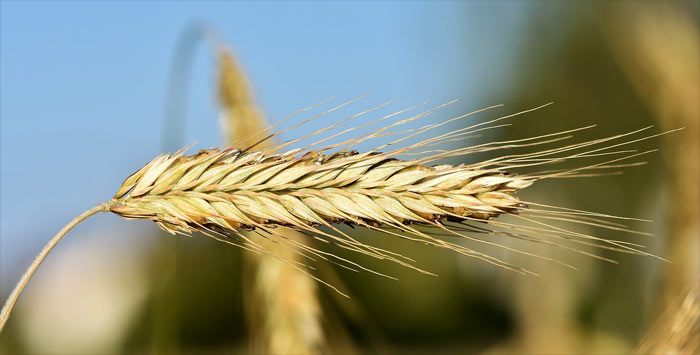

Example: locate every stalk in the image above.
[0,202,114,332]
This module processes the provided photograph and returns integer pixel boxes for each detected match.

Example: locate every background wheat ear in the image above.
[634,282,700,354]
[216,46,329,355]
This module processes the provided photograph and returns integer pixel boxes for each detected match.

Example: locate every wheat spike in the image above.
[109,149,535,277]
[106,99,673,279]
[110,148,531,233]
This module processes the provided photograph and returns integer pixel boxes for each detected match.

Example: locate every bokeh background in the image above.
[1,1,698,354]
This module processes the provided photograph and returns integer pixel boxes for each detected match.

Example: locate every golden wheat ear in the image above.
[109,100,678,277]
[0,99,679,332]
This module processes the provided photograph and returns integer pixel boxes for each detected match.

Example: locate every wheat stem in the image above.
[0,201,114,333]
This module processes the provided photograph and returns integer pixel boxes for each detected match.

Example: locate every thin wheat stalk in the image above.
[0,99,675,333]
[0,203,113,331]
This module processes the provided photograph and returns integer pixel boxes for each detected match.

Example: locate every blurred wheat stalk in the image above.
[601,3,700,303]
[216,47,325,355]
[600,3,700,353]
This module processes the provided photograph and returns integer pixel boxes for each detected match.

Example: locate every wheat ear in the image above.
[0,202,114,332]
[110,148,532,234]
[104,98,675,283]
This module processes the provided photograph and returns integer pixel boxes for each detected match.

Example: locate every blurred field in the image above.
[0,2,698,354]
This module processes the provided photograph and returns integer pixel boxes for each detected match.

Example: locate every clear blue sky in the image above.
[1,1,530,290]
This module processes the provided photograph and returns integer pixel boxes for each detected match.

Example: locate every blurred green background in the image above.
[1,1,698,354]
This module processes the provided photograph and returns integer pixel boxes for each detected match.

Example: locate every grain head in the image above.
[108,99,673,287]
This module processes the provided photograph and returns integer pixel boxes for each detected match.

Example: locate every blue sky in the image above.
[0,1,530,290]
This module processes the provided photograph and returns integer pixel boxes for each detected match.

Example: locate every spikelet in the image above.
[110,99,673,283]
